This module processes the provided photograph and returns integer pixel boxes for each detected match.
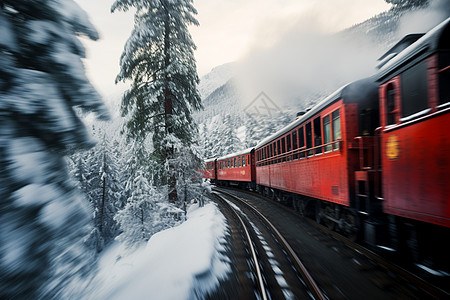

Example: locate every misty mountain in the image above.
[196,2,450,159]
[198,62,235,99]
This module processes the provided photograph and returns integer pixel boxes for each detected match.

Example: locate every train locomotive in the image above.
[204,18,450,272]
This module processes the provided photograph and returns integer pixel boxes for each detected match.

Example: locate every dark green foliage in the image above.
[385,0,429,10]
[0,1,107,298]
[112,0,202,201]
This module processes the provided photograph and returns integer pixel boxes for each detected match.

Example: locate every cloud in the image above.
[234,2,388,109]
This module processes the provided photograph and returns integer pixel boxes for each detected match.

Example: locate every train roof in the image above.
[205,157,217,163]
[255,77,377,149]
[216,147,254,161]
[377,17,450,83]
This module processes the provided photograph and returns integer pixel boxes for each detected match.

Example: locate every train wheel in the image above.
[342,212,359,241]
[324,206,335,230]
[314,200,322,224]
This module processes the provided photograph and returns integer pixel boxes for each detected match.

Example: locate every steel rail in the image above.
[215,188,326,300]
[213,192,268,300]
[231,186,450,299]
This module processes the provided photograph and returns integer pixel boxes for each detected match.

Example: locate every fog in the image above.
[396,0,450,37]
[233,0,450,111]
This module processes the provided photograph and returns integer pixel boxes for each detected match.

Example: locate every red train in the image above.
[204,18,450,272]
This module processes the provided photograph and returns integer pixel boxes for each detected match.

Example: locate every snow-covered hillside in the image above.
[198,63,236,99]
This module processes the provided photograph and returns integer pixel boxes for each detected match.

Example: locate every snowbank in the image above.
[90,203,230,300]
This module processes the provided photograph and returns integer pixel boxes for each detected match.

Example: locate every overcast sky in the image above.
[75,0,390,98]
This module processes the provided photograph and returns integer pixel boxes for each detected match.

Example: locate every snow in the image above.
[89,202,230,300]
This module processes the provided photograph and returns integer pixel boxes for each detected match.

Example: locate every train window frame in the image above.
[438,50,450,107]
[400,59,429,118]
[287,134,292,152]
[323,115,332,152]
[306,122,313,156]
[292,130,298,159]
[332,109,341,151]
[298,126,305,158]
[386,83,398,125]
[238,156,241,167]
[313,116,322,155]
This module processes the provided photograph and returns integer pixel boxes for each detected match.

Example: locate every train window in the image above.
[242,156,245,167]
[306,122,313,156]
[386,83,397,125]
[292,131,298,159]
[265,146,268,160]
[313,117,322,154]
[238,156,241,167]
[234,157,237,168]
[269,144,273,158]
[281,137,286,154]
[287,134,291,152]
[292,131,298,149]
[401,60,428,118]
[332,110,341,151]
[439,51,450,106]
[277,140,281,155]
[323,115,332,152]
[299,127,305,158]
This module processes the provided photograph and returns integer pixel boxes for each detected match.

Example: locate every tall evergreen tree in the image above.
[385,0,429,10]
[0,0,108,298]
[112,0,202,202]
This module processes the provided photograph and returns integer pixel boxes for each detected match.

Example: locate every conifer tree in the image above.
[114,171,163,248]
[112,0,202,203]
[0,1,108,298]
[385,0,429,10]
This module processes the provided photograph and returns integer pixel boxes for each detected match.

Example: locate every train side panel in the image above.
[217,152,253,183]
[381,111,450,227]
[256,100,363,207]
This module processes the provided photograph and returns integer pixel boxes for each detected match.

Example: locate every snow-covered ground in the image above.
[88,202,230,299]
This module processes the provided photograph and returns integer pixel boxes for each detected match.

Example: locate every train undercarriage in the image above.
[214,179,450,275]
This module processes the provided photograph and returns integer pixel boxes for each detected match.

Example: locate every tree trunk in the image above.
[163,5,177,203]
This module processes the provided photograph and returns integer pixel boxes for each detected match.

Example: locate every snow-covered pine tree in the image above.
[112,0,202,203]
[385,0,429,10]
[114,171,162,248]
[210,114,243,157]
[0,1,108,299]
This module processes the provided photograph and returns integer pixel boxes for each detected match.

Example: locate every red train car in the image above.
[255,78,379,235]
[377,18,450,229]
[374,18,450,267]
[216,148,256,188]
[202,158,217,181]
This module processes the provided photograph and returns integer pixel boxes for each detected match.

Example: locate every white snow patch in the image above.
[89,203,230,300]
[236,125,246,143]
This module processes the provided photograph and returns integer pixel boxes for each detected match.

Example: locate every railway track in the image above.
[218,186,449,300]
[212,189,326,300]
